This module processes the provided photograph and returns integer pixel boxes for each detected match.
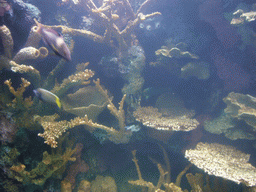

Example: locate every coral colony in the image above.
[0,0,256,191]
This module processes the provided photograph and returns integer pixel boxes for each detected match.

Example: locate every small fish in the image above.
[125,124,141,132]
[35,20,71,61]
[33,88,61,109]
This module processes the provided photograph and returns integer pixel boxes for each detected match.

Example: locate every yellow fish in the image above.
[33,88,61,109]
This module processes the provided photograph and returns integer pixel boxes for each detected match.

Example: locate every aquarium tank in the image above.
[0,0,256,191]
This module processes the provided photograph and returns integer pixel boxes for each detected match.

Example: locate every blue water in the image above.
[0,0,256,191]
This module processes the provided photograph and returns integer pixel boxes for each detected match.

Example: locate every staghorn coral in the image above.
[51,62,95,97]
[4,78,33,111]
[62,143,89,189]
[9,145,78,186]
[34,0,161,52]
[223,92,256,131]
[128,150,191,192]
[185,142,256,187]
[36,79,132,147]
[133,106,199,131]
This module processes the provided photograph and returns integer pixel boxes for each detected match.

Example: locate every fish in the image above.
[125,124,141,132]
[35,20,71,61]
[33,88,61,109]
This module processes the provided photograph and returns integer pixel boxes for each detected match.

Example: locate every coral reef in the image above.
[185,142,256,187]
[155,43,198,59]
[204,112,255,140]
[62,85,108,120]
[128,150,191,192]
[3,78,35,129]
[36,79,132,148]
[223,92,256,131]
[133,106,199,131]
[34,0,161,53]
[62,143,89,190]
[8,145,79,186]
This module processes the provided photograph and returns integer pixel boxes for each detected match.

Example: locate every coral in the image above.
[35,114,70,148]
[77,180,91,192]
[223,92,256,131]
[128,150,191,192]
[4,78,33,111]
[91,175,117,192]
[0,25,13,59]
[34,0,161,52]
[36,79,132,147]
[51,62,94,97]
[0,24,42,87]
[24,25,42,48]
[155,44,198,59]
[62,85,108,120]
[12,47,40,63]
[120,45,146,109]
[152,41,201,79]
[185,142,256,187]
[204,112,255,140]
[231,9,256,25]
[133,106,199,131]
[63,143,89,189]
[9,145,78,186]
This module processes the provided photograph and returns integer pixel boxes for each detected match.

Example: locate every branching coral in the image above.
[36,78,131,148]
[51,62,95,97]
[9,145,78,186]
[185,142,256,187]
[34,0,161,52]
[4,78,33,111]
[128,150,191,192]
